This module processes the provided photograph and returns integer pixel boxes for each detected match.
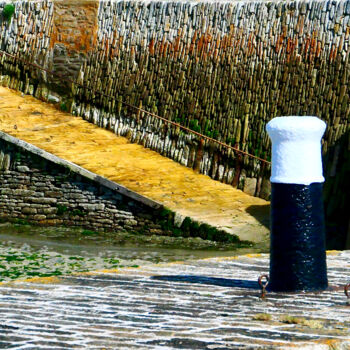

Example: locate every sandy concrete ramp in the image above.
[0,87,270,244]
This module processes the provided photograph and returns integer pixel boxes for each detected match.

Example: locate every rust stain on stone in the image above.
[103,25,333,67]
[50,0,98,53]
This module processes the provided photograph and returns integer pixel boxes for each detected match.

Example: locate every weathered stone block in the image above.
[34,214,47,221]
[174,212,185,228]
[22,207,37,214]
[69,193,85,199]
[80,203,105,211]
[16,166,30,172]
[124,219,138,226]
[260,178,271,201]
[243,177,257,197]
[30,197,57,204]
[45,191,62,198]
[13,189,35,197]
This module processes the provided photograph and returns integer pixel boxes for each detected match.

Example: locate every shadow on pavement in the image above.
[246,204,270,229]
[152,275,259,289]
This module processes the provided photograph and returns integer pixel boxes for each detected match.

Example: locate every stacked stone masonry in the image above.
[0,0,349,240]
[0,137,166,234]
[0,134,242,243]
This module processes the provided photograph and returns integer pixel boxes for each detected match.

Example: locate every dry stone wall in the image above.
[0,0,349,241]
[0,135,166,234]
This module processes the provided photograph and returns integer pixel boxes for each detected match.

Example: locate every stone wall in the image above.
[0,0,349,240]
[0,132,239,243]
[0,135,165,234]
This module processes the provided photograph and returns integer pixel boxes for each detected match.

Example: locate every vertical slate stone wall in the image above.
[0,0,349,243]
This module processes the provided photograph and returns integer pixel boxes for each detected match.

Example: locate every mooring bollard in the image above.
[266,116,328,292]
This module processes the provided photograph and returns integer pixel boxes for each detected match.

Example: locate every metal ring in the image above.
[344,283,350,298]
[258,274,269,289]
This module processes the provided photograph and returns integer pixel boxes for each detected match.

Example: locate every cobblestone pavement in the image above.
[0,87,269,244]
[0,251,349,349]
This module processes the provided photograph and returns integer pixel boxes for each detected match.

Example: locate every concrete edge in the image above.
[0,130,163,210]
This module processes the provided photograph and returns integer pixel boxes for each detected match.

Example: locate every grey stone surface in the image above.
[243,177,257,197]
[0,251,349,349]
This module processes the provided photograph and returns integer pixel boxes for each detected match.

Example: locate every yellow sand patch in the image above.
[326,250,341,256]
[1,276,62,285]
[244,253,263,258]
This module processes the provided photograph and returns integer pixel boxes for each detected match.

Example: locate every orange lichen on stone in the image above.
[50,1,98,53]
[149,38,155,56]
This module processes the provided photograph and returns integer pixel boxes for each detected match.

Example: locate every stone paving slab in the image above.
[0,251,349,349]
[0,86,269,244]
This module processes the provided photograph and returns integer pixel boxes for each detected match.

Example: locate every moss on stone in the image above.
[279,315,323,329]
[70,209,86,217]
[81,229,98,236]
[56,204,68,216]
[60,102,68,112]
[252,313,272,321]
[159,207,174,218]
[2,4,15,21]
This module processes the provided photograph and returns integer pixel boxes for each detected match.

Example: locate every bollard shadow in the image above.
[152,275,259,289]
[245,204,270,230]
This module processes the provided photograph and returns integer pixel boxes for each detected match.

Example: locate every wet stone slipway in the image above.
[0,251,349,349]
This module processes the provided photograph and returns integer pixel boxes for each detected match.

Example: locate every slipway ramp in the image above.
[0,86,270,244]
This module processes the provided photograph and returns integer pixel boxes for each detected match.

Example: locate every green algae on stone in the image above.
[2,4,15,21]
[280,315,324,329]
[0,242,137,282]
[252,313,272,321]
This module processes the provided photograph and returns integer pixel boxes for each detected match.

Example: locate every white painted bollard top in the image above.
[266,116,326,185]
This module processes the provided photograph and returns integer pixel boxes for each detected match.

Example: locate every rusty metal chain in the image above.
[0,49,271,165]
[345,283,350,305]
[258,274,269,300]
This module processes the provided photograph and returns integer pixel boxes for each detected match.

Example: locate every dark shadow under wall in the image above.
[323,130,350,250]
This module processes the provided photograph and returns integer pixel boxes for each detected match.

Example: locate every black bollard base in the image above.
[269,182,328,292]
